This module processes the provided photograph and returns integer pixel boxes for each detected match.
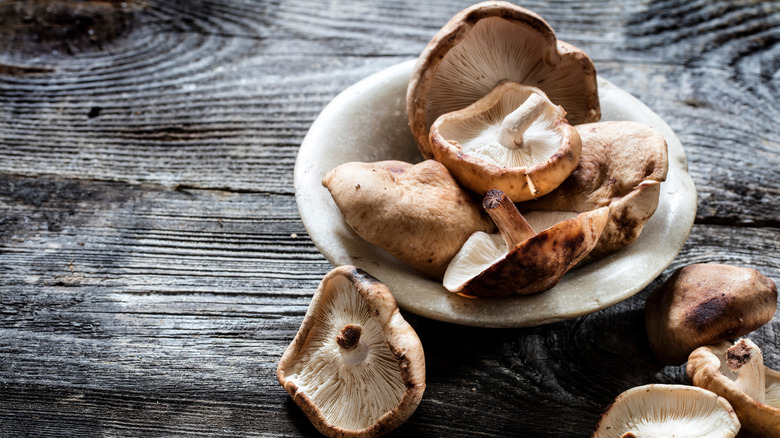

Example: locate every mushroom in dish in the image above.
[520,121,668,259]
[429,82,581,201]
[443,189,608,297]
[323,160,494,280]
[407,1,600,159]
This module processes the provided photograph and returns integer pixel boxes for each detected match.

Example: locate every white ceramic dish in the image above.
[294,60,697,328]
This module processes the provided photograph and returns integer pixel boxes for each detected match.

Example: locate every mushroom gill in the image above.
[278,266,425,437]
[285,275,406,430]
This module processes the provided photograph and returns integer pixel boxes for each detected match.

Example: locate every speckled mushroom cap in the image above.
[277,265,425,437]
[519,121,669,259]
[592,384,740,438]
[443,190,608,297]
[407,1,600,159]
[688,339,780,438]
[322,160,495,280]
[644,263,777,366]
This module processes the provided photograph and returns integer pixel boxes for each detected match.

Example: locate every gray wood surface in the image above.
[1,0,778,436]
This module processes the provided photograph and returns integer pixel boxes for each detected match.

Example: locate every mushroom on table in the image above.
[592,384,741,438]
[644,263,777,365]
[277,266,425,437]
[688,339,780,437]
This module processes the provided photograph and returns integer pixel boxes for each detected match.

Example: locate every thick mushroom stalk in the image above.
[498,93,548,150]
[727,339,766,404]
[687,339,780,437]
[337,324,369,365]
[482,189,535,248]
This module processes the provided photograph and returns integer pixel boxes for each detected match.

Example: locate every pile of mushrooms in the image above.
[281,2,779,436]
[322,1,670,297]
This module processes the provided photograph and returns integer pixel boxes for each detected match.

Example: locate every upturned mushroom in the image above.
[277,265,425,438]
[592,384,741,438]
[322,160,494,280]
[407,1,600,159]
[645,263,777,366]
[429,82,581,201]
[520,121,668,259]
[688,339,780,437]
[443,189,608,297]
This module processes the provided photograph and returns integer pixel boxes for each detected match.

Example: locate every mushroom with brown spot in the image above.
[688,339,780,437]
[407,1,600,159]
[322,159,495,280]
[520,121,668,259]
[443,189,608,297]
[277,265,425,438]
[644,263,777,366]
[429,82,582,201]
[592,384,741,438]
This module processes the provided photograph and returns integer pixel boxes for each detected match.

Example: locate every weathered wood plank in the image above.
[1,0,779,436]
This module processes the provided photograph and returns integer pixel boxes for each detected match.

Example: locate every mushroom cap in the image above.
[429,82,582,201]
[443,206,608,297]
[592,384,740,438]
[277,265,426,438]
[407,1,600,159]
[322,160,495,280]
[688,340,780,437]
[520,121,668,258]
[644,263,777,366]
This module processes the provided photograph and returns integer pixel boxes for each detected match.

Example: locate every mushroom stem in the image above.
[621,432,640,438]
[482,189,536,248]
[498,93,547,150]
[336,324,363,351]
[727,338,766,404]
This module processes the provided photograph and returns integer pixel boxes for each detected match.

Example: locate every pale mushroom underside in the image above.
[594,385,740,438]
[426,16,593,131]
[436,87,564,169]
[283,276,406,432]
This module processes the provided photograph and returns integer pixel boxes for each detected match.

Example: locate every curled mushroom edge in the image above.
[687,338,780,437]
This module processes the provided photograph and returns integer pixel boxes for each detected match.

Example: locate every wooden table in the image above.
[1,1,778,436]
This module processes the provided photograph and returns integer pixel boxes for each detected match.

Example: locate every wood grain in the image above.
[1,0,778,437]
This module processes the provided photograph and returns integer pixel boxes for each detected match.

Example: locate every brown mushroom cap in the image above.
[592,384,740,438]
[322,160,495,280]
[277,265,426,438]
[644,263,777,366]
[429,82,582,201]
[443,190,608,297]
[688,339,780,437]
[520,121,668,259]
[407,1,600,159]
